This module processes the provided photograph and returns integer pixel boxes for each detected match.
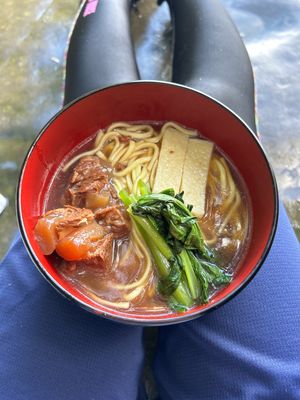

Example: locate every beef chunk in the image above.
[95,205,130,238]
[85,232,113,267]
[67,156,109,207]
[34,206,94,255]
[35,205,113,270]
[54,206,94,238]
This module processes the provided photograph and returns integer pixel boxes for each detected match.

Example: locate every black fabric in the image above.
[168,0,256,133]
[64,0,140,106]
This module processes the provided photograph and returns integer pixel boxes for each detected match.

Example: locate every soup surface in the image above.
[35,122,251,314]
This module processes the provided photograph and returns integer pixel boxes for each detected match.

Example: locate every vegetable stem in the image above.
[138,224,193,307]
[119,189,134,208]
[131,213,173,260]
[138,179,150,196]
[179,249,200,300]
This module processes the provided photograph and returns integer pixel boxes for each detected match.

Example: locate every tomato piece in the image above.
[56,238,90,261]
[56,223,105,261]
[34,218,57,255]
[34,206,95,256]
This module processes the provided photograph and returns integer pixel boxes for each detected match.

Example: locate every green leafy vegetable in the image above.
[188,251,231,303]
[119,183,232,311]
[157,256,182,296]
[137,180,151,196]
[168,299,190,313]
[131,193,212,259]
[179,249,200,300]
[133,214,193,307]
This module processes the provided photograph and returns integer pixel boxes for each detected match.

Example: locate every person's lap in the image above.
[154,203,300,399]
[0,238,144,400]
[0,203,299,399]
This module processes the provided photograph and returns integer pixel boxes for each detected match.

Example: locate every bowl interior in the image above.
[18,81,277,325]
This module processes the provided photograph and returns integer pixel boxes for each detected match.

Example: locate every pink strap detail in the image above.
[83,0,99,17]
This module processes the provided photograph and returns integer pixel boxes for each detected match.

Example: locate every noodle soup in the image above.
[34,122,251,314]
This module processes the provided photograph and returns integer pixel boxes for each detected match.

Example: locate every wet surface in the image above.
[0,0,299,260]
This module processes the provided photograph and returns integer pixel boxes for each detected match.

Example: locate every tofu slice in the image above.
[153,127,189,193]
[181,138,214,218]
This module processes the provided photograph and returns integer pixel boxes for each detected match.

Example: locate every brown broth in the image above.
[201,153,251,275]
[45,125,251,314]
[45,135,168,314]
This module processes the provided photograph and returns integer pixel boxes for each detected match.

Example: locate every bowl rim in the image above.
[16,80,279,326]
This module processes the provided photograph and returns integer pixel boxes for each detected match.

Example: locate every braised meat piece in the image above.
[95,205,130,238]
[34,206,94,255]
[35,206,113,270]
[56,224,113,268]
[67,156,109,207]
[35,155,131,271]
[85,232,113,267]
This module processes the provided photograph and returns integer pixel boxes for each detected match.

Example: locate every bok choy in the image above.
[119,182,231,311]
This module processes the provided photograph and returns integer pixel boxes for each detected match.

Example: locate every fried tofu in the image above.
[181,138,214,218]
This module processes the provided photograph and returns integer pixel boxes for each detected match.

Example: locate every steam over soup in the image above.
[35,122,251,314]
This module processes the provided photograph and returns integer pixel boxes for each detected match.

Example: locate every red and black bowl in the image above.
[17,81,278,325]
